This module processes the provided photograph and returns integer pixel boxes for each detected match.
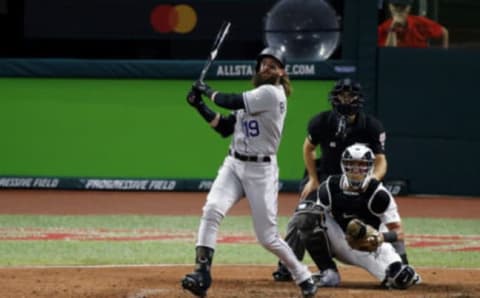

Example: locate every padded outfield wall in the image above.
[0,77,335,191]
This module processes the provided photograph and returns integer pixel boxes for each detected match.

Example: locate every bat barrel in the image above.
[197,20,231,82]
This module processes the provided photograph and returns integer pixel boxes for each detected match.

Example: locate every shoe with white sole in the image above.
[312,268,341,287]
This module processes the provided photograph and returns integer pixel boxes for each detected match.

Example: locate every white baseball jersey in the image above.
[230,84,287,156]
[196,83,313,284]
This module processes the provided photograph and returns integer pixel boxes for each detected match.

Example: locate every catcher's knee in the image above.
[383,262,421,289]
[297,224,326,243]
[291,201,324,231]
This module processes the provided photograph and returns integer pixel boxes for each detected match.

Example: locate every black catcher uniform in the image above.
[293,173,421,289]
[288,142,421,290]
[315,175,389,233]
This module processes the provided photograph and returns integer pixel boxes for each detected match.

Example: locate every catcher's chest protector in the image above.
[328,177,385,231]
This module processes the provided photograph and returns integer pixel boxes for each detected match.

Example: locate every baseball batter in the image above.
[181,47,317,298]
[292,143,421,289]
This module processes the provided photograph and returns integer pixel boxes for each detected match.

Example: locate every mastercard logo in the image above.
[150,4,197,34]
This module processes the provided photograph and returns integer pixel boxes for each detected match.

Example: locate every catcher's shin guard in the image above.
[284,218,307,260]
[302,227,337,272]
[273,218,306,282]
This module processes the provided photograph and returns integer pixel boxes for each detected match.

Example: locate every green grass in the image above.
[403,218,480,235]
[406,250,478,268]
[0,215,478,267]
[0,215,201,231]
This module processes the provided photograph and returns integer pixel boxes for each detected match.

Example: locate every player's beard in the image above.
[252,71,280,87]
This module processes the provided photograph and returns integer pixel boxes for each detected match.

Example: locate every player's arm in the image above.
[300,137,320,198]
[370,190,403,243]
[369,118,388,181]
[193,80,245,110]
[375,191,409,264]
[384,221,404,242]
[385,221,410,264]
[186,88,235,137]
[374,153,387,181]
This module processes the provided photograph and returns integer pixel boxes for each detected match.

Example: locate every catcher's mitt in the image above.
[345,218,383,252]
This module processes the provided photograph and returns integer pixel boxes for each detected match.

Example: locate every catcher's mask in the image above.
[329,78,364,116]
[256,47,286,72]
[341,143,375,190]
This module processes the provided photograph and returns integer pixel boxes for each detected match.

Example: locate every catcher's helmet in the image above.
[341,143,375,190]
[256,47,286,72]
[329,78,364,116]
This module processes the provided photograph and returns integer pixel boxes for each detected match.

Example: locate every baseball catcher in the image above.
[279,144,422,290]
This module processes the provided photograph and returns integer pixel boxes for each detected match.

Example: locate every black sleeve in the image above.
[307,112,328,145]
[367,115,386,154]
[192,101,217,123]
[214,113,236,137]
[213,93,245,110]
[369,189,391,214]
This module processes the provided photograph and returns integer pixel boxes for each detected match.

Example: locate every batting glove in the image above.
[193,80,215,99]
[186,88,203,107]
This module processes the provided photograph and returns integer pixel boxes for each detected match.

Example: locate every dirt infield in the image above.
[1,265,479,298]
[1,190,479,298]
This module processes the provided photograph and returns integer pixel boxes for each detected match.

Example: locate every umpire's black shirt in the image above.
[307,110,386,177]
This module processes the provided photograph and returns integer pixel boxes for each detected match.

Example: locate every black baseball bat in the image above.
[198,21,231,82]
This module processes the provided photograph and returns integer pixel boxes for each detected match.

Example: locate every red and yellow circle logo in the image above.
[150,4,197,34]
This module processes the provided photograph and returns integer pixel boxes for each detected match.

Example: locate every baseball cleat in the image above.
[412,273,422,285]
[272,266,293,282]
[299,277,318,298]
[181,271,211,297]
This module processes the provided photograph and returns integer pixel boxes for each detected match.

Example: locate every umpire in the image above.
[273,78,401,283]
[300,78,387,198]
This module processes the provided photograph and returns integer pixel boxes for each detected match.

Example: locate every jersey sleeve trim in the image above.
[243,92,251,114]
